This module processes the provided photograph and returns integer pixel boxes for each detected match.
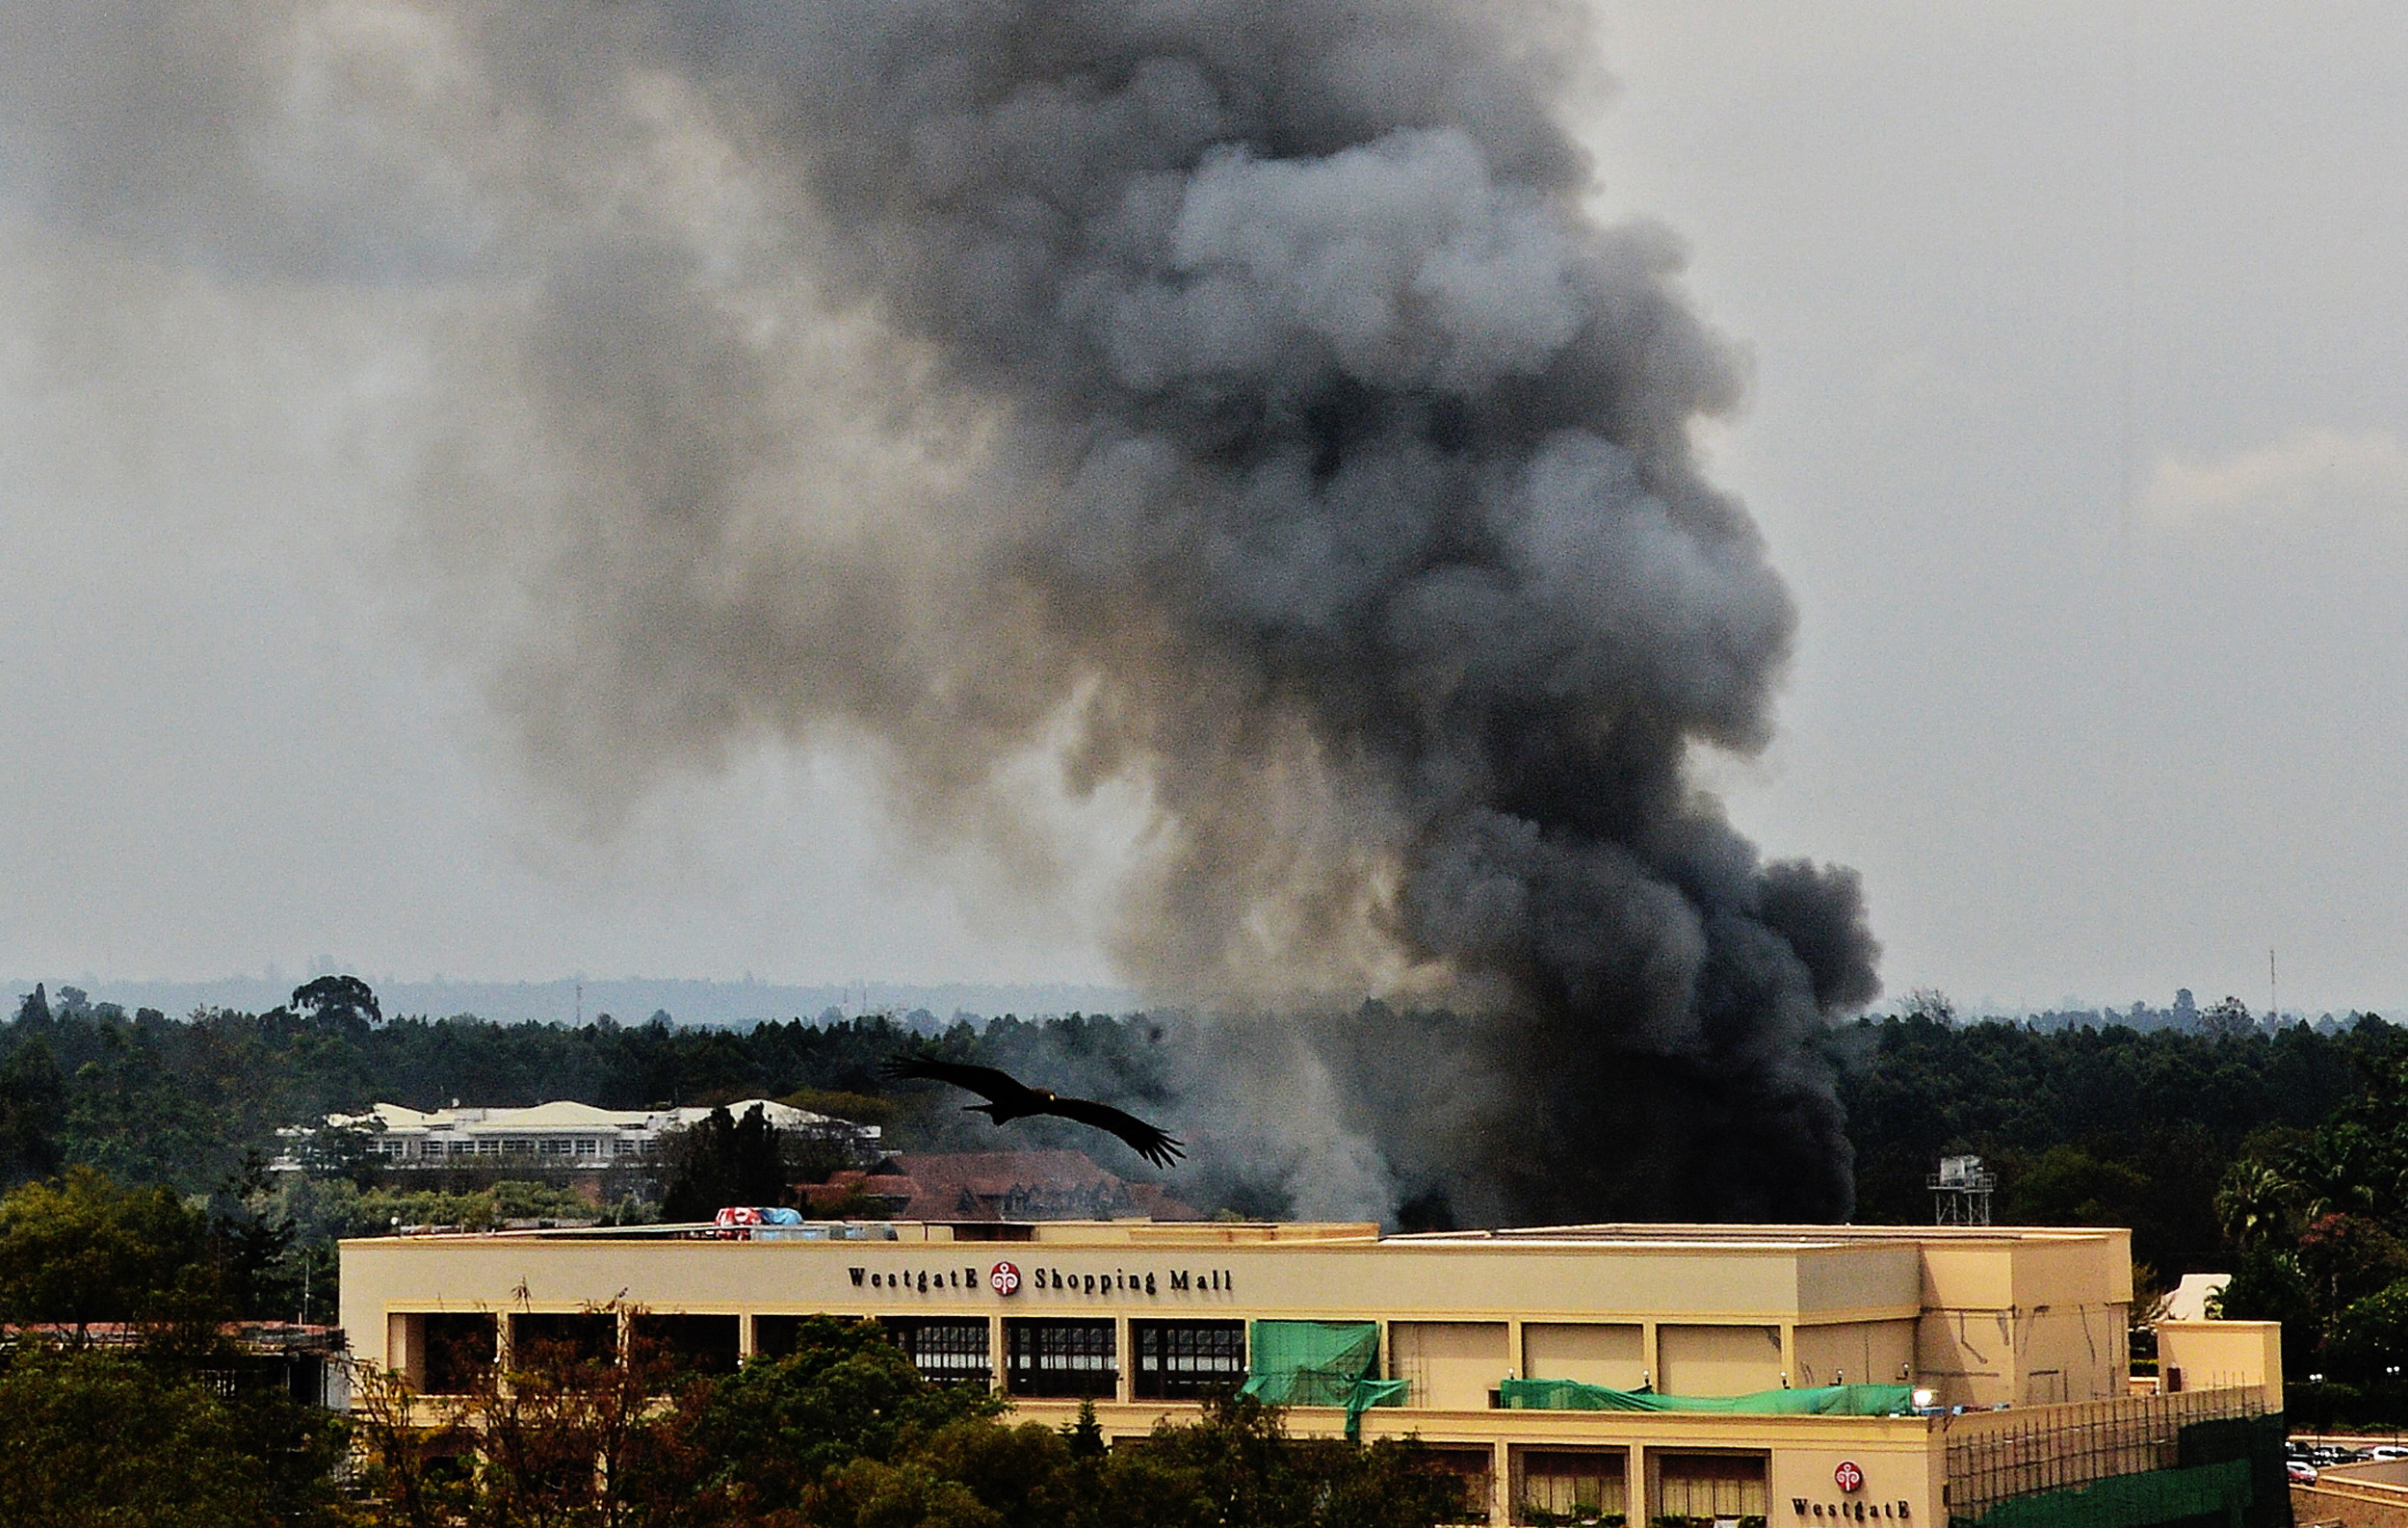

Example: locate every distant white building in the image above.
[274,1098,877,1172]
[2165,1271,2233,1324]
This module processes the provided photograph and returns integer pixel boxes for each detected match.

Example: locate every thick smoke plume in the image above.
[3,0,1878,1223]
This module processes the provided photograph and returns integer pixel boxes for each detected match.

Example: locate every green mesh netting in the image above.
[1238,1320,1407,1440]
[1499,1378,1915,1415]
[1950,1458,2252,1528]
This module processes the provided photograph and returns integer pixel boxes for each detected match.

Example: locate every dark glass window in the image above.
[750,1314,866,1359]
[422,1312,496,1395]
[1005,1319,1118,1398]
[510,1312,617,1369]
[882,1318,994,1386]
[1132,1320,1245,1400]
[630,1313,741,1375]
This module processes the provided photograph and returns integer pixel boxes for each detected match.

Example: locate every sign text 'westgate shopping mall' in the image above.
[848,1260,1235,1298]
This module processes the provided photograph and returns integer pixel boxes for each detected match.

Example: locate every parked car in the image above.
[2288,1461,2320,1486]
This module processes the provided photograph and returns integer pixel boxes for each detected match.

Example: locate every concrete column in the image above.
[989,1314,1007,1397]
[1639,1321,1659,1390]
[739,1312,758,1361]
[1780,1322,1797,1388]
[1490,1440,1510,1526]
[1115,1315,1134,1404]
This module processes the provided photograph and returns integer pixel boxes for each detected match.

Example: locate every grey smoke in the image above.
[2,0,1877,1223]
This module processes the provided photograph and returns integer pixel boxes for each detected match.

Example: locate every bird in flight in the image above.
[880,1054,1185,1170]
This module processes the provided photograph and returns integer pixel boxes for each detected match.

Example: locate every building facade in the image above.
[341,1220,2286,1526]
[277,1097,877,1172]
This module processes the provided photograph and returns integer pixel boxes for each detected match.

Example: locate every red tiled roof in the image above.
[803,1148,1198,1222]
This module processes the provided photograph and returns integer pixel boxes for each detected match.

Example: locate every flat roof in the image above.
[340,1218,2128,1252]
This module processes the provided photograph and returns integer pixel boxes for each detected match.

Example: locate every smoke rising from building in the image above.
[2,0,1877,1223]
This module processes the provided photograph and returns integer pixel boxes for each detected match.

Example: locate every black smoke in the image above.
[0,0,1878,1223]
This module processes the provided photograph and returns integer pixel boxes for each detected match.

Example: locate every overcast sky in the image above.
[3,2,2403,1017]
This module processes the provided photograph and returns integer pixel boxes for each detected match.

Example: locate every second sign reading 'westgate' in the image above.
[847,1262,1234,1298]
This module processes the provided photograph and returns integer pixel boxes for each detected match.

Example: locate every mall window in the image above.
[419,1313,497,1395]
[1005,1319,1117,1398]
[752,1314,860,1359]
[1515,1448,1626,1525]
[510,1312,617,1369]
[631,1313,741,1375]
[1132,1320,1245,1399]
[883,1318,994,1386]
[1653,1451,1767,1521]
[1422,1445,1493,1526]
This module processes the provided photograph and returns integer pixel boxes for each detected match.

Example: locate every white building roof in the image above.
[328,1098,862,1136]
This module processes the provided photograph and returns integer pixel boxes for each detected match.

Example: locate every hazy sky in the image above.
[3,1,2403,1016]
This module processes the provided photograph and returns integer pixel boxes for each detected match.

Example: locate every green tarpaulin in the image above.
[1238,1320,1407,1440]
[1951,1459,2253,1528]
[1499,1378,1916,1416]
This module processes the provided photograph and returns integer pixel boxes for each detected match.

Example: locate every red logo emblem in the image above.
[1834,1461,1865,1493]
[989,1261,1021,1296]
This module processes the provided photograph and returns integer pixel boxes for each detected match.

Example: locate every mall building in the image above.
[342,1220,2288,1527]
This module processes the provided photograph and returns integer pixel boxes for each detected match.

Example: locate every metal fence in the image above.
[1942,1385,2262,1519]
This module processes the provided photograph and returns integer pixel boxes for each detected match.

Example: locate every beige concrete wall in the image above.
[2016,1303,2131,1404]
[1767,1435,1941,1525]
[340,1229,1936,1376]
[1658,1324,1783,1396]
[1522,1322,1644,1388]
[1900,1230,2133,1409]
[1793,1319,1918,1389]
[1389,1321,1509,1410]
[2159,1319,2284,1410]
[337,1221,2134,1428]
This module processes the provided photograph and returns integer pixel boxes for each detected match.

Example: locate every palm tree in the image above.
[2214,1158,2296,1252]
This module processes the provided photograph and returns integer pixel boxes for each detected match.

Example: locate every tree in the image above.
[1900,988,1956,1026]
[0,1169,218,1340]
[0,1035,65,1185]
[289,974,381,1036]
[2201,996,2257,1041]
[13,983,51,1028]
[2326,1277,2408,1384]
[0,1344,346,1528]
[2212,1245,2317,1377]
[2214,1157,2295,1252]
[693,1315,1000,1510]
[660,1104,793,1223]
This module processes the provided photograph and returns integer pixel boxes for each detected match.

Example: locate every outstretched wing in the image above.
[1044,1094,1186,1170]
[880,1054,1034,1104]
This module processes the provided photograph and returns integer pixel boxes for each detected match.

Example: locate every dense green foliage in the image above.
[24,977,2408,1383]
[353,1311,1464,1528]
[0,1171,350,1526]
[0,1168,1464,1526]
[0,1343,348,1528]
[0,984,1171,1198]
[1832,1008,2377,1275]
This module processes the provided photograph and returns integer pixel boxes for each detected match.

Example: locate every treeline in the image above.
[0,1171,1462,1527]
[7,978,2408,1287]
[0,981,1169,1195]
[1833,1007,2383,1279]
